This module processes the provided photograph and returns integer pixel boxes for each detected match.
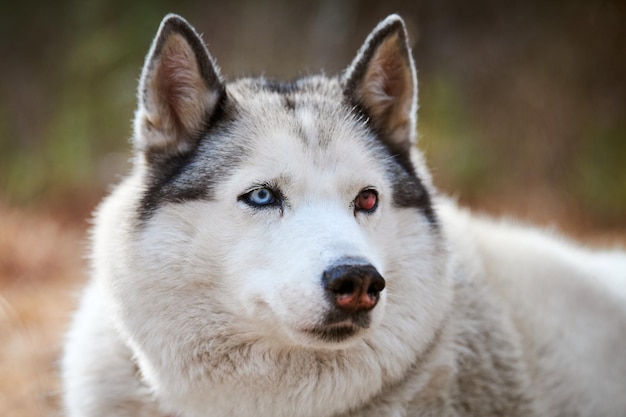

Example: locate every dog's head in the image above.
[99,14,450,390]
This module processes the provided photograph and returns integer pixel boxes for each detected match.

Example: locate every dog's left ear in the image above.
[134,14,224,157]
[343,15,417,154]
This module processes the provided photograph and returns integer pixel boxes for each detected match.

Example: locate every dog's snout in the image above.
[322,264,385,313]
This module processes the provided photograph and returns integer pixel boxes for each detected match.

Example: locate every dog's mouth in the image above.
[304,322,361,343]
[304,312,372,343]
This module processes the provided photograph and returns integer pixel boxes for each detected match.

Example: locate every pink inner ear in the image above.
[150,33,211,138]
[161,43,200,126]
[365,34,412,103]
[358,33,414,142]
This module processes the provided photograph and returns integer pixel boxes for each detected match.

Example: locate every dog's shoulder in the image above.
[437,198,626,415]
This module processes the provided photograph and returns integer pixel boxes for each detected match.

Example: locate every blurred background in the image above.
[0,0,624,415]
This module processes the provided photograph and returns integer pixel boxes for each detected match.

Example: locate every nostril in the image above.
[322,263,386,313]
[367,275,386,295]
[336,280,356,295]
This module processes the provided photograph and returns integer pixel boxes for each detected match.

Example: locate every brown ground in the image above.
[1,196,624,417]
[0,201,91,417]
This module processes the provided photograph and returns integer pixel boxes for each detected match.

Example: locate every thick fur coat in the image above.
[62,14,626,417]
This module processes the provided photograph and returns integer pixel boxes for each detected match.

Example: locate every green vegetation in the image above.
[1,0,624,227]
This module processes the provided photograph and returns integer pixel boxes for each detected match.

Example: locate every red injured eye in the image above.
[354,189,378,213]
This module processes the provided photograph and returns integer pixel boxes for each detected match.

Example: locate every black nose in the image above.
[322,264,385,313]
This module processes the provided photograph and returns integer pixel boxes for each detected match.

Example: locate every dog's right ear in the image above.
[133,14,224,157]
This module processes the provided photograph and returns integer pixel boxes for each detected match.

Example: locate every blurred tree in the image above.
[0,0,624,228]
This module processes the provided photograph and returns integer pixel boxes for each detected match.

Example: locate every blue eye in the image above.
[243,188,276,207]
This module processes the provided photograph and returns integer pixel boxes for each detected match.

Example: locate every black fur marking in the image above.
[284,95,296,111]
[137,94,240,222]
[386,147,437,226]
[261,79,300,95]
[260,80,300,112]
[139,149,202,219]
[350,103,437,227]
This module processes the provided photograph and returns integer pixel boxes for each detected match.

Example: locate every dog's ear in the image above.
[133,14,224,157]
[344,15,417,155]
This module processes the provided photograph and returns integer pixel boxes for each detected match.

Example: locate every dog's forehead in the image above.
[226,77,372,155]
[195,77,385,198]
[228,76,344,106]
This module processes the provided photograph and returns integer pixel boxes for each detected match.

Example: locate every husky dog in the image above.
[62,13,626,417]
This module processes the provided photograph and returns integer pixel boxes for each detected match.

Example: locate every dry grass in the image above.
[0,203,88,417]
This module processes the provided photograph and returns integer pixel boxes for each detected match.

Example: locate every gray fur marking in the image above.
[138,75,436,224]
